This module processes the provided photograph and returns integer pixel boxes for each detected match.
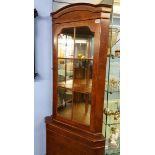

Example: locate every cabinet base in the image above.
[45,116,105,155]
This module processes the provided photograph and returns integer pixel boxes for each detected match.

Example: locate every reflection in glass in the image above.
[75,27,94,59]
[73,60,93,93]
[57,88,73,120]
[58,59,73,89]
[58,28,74,58]
[72,92,91,125]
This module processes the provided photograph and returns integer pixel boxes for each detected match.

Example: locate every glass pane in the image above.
[58,28,74,58]
[75,27,94,59]
[72,92,91,125]
[57,26,95,126]
[58,59,73,89]
[57,88,73,120]
[105,58,120,93]
[109,57,120,93]
[73,60,93,94]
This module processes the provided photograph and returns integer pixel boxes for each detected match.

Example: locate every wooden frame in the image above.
[45,3,112,155]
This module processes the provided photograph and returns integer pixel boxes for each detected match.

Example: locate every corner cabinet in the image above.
[45,3,112,155]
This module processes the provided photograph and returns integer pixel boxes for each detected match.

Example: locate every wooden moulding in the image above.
[51,3,112,24]
[46,116,105,155]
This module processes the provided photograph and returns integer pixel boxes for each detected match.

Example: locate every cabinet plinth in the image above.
[46,116,105,155]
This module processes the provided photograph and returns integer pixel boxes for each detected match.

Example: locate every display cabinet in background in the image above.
[45,3,112,155]
[103,18,120,155]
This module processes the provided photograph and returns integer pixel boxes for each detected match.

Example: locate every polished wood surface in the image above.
[58,79,92,93]
[51,3,111,24]
[46,3,112,155]
[58,102,91,125]
[46,116,105,155]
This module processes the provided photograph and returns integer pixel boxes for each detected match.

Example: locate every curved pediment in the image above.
[51,3,112,24]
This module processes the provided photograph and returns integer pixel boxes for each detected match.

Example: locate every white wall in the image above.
[34,0,52,155]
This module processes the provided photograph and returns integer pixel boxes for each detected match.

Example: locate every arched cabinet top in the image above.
[51,3,112,24]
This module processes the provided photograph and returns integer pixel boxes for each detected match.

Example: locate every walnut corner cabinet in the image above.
[45,3,112,155]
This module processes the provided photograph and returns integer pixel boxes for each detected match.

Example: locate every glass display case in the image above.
[103,14,120,155]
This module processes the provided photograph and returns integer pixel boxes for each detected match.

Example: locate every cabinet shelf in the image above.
[58,79,92,94]
[58,57,93,60]
[58,80,120,94]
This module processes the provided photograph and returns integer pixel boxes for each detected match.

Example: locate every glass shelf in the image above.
[103,122,120,126]
[105,90,120,94]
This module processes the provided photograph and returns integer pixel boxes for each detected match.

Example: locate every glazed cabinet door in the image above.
[53,21,100,128]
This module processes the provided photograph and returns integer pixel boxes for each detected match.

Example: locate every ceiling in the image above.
[53,0,102,4]
[53,0,120,4]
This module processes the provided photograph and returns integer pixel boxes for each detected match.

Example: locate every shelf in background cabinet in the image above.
[103,122,120,126]
[107,55,120,59]
[105,90,120,94]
